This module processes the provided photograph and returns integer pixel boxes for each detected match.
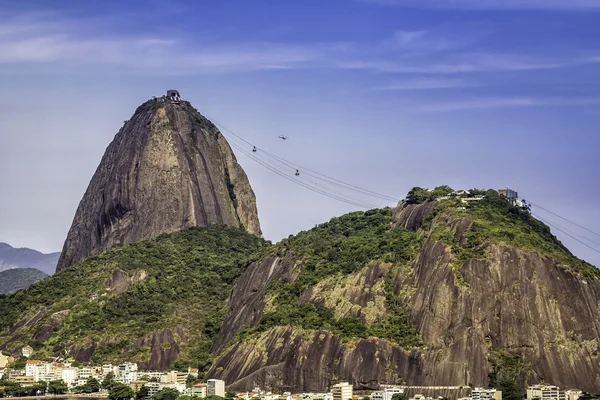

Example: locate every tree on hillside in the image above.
[391,393,408,400]
[109,382,135,400]
[48,380,68,395]
[405,187,431,204]
[87,377,101,393]
[102,371,115,390]
[153,388,180,400]
[136,385,149,400]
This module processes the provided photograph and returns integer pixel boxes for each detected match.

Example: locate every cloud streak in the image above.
[1,10,600,78]
[416,97,600,112]
[376,78,480,90]
[362,0,600,11]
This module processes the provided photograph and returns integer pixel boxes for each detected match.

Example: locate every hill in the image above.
[0,225,265,371]
[57,90,261,272]
[0,243,59,275]
[206,189,600,394]
[0,268,48,295]
[1,188,599,395]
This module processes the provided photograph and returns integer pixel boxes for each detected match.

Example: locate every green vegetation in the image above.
[109,382,135,400]
[414,187,598,279]
[237,208,423,348]
[405,185,454,204]
[487,349,528,400]
[154,388,181,400]
[0,268,47,295]
[0,379,47,397]
[74,377,100,393]
[0,226,265,374]
[47,380,68,395]
[391,394,408,400]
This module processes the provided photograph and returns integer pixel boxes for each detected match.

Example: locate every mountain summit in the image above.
[56,90,261,271]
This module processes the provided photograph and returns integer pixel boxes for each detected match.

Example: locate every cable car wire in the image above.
[204,114,399,202]
[528,200,600,238]
[533,214,600,255]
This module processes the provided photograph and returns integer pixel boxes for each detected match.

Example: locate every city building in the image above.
[117,362,138,384]
[208,379,226,397]
[25,360,46,382]
[498,188,519,206]
[332,382,353,400]
[471,388,502,400]
[21,346,33,358]
[527,385,566,400]
[62,366,80,388]
[566,390,582,400]
[372,386,404,400]
[162,370,187,384]
[192,383,208,398]
[14,375,35,386]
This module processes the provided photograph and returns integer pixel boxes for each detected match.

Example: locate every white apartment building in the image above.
[372,386,405,400]
[79,366,93,379]
[207,379,226,397]
[565,390,582,400]
[25,360,46,382]
[528,385,566,400]
[332,382,353,400]
[471,388,502,400]
[117,362,138,384]
[62,367,80,388]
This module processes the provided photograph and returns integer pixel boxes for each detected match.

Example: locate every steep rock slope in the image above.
[0,268,48,294]
[0,226,265,370]
[57,92,261,271]
[208,191,600,393]
[0,243,59,275]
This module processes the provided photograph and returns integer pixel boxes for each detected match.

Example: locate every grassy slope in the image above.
[0,226,265,372]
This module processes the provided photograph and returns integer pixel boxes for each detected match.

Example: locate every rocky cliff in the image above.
[2,188,599,395]
[56,91,261,271]
[207,193,600,393]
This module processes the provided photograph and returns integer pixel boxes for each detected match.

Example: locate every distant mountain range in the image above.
[0,242,60,275]
[0,268,48,295]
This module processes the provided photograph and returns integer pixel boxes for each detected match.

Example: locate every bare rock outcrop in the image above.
[57,91,261,271]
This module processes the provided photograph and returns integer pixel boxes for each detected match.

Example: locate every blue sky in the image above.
[0,0,599,266]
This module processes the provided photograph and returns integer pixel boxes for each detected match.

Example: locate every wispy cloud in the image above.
[361,0,600,11]
[0,12,331,73]
[376,78,479,90]
[2,10,600,78]
[416,97,600,112]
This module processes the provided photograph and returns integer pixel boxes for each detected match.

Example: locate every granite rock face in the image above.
[57,93,261,271]
[208,202,600,393]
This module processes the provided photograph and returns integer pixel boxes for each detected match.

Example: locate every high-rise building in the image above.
[332,382,353,400]
[207,379,226,397]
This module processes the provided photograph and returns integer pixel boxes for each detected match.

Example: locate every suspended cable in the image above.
[227,140,376,209]
[531,212,600,247]
[205,114,400,202]
[528,200,600,238]
[533,214,600,255]
[227,137,379,209]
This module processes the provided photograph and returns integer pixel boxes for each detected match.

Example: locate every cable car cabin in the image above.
[167,90,181,104]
